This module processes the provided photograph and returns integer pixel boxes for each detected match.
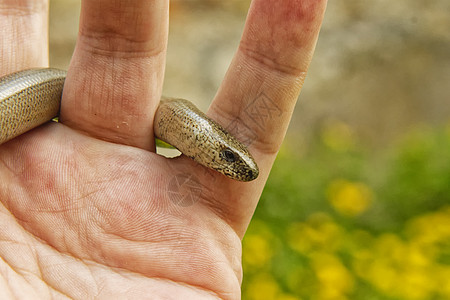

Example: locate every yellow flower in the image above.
[397,268,435,300]
[365,259,398,295]
[287,213,343,254]
[327,179,373,217]
[311,252,354,300]
[244,273,280,300]
[374,233,405,261]
[434,265,450,299]
[355,233,438,299]
[243,220,275,270]
[406,206,450,246]
[243,234,274,268]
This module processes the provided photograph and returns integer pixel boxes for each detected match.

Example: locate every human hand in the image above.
[0,0,327,299]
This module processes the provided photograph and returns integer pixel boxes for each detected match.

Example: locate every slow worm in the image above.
[0,68,259,181]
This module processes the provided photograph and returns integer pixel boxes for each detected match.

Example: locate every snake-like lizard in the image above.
[0,68,259,182]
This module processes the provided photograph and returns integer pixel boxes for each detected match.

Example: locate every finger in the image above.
[60,0,169,150]
[0,0,49,75]
[207,0,327,236]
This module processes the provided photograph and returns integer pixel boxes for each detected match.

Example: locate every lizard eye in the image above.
[221,149,236,162]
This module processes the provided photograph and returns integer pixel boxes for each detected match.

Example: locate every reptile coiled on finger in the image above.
[0,68,259,182]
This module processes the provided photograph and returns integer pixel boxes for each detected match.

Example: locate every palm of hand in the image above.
[1,124,240,298]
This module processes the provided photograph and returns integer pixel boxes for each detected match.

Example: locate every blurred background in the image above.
[49,1,450,299]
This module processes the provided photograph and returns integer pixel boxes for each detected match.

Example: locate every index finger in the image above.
[207,0,327,236]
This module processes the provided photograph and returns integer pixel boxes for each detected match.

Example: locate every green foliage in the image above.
[380,127,450,227]
[242,125,450,300]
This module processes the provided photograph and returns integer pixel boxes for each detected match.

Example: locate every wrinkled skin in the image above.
[0,0,327,299]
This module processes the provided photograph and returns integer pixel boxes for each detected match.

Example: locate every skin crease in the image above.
[0,0,327,299]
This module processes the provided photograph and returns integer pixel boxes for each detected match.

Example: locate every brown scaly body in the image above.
[0,68,258,181]
[0,68,65,144]
[154,97,258,181]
